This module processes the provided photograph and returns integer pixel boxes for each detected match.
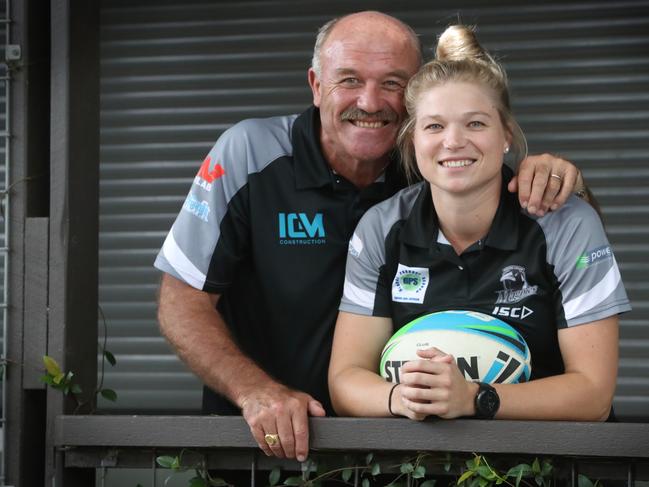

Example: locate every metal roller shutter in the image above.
[98,0,649,418]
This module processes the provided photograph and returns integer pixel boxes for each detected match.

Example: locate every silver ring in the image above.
[550,173,563,182]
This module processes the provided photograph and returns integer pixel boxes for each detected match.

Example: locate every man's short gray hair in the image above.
[310,13,423,78]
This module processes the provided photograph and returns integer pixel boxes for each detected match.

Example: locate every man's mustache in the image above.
[340,107,398,123]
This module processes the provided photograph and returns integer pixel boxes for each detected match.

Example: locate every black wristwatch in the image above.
[474,382,500,419]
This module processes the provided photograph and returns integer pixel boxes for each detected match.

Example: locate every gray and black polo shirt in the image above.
[155,106,407,414]
[340,174,631,381]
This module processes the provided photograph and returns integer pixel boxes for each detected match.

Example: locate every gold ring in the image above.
[264,433,280,447]
[550,173,563,182]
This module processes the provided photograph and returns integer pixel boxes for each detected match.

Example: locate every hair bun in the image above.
[436,25,487,62]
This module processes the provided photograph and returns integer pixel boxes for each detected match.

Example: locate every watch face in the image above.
[482,390,499,412]
[477,386,500,418]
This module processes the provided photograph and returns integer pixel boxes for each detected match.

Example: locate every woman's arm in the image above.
[397,317,619,421]
[328,311,401,417]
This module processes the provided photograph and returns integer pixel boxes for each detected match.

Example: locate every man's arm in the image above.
[157,273,325,461]
[509,153,590,216]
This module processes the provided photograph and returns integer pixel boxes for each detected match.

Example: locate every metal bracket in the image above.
[5,44,21,61]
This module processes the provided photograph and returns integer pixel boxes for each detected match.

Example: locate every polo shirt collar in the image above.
[400,167,520,251]
[292,106,338,189]
[291,105,406,192]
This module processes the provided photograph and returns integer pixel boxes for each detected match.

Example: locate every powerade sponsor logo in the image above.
[194,155,226,191]
[392,264,429,304]
[183,193,210,222]
[576,245,612,269]
[278,212,326,245]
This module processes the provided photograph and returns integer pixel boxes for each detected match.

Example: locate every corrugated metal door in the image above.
[99,0,649,418]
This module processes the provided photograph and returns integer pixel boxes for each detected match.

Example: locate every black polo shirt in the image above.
[155,106,406,414]
[340,172,630,381]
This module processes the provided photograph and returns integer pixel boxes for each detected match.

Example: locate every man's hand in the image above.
[240,385,325,461]
[508,154,582,216]
[158,274,326,460]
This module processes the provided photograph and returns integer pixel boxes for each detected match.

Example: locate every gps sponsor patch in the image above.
[392,264,429,304]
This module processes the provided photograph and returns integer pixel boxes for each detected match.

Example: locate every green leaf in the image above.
[413,465,426,479]
[371,463,381,476]
[400,462,414,474]
[342,468,353,482]
[189,477,207,487]
[532,459,541,474]
[171,455,180,470]
[362,479,370,487]
[506,464,533,479]
[71,383,83,395]
[458,470,475,484]
[365,453,374,465]
[578,474,595,487]
[43,355,62,377]
[541,461,553,477]
[208,478,227,487]
[420,481,437,487]
[100,389,118,402]
[40,374,55,385]
[53,372,66,385]
[156,455,177,469]
[104,350,117,366]
[477,477,489,487]
[284,476,303,486]
[535,475,544,486]
[477,466,496,480]
[269,467,281,486]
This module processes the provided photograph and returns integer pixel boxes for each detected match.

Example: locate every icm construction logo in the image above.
[278,213,326,245]
[576,245,612,269]
[194,155,226,191]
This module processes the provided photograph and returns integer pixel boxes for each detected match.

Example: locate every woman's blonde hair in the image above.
[397,25,528,182]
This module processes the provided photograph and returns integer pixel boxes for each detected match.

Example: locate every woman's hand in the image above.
[395,347,478,420]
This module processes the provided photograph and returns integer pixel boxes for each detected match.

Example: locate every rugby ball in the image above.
[380,310,531,384]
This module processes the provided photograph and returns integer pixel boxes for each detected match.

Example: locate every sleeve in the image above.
[540,196,632,327]
[339,206,392,317]
[153,116,294,293]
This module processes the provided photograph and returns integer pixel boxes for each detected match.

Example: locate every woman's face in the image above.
[413,81,511,196]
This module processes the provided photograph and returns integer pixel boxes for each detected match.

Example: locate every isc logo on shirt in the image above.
[278,213,326,245]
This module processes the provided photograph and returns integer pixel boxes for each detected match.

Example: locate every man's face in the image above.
[308,20,420,167]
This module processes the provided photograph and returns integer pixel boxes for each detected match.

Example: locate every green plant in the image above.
[156,451,231,487]
[40,305,118,412]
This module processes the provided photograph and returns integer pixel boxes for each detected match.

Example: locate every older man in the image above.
[155,11,581,462]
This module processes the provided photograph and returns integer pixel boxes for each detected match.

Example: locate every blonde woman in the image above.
[329,25,630,421]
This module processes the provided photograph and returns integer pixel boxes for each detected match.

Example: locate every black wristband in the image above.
[388,383,400,417]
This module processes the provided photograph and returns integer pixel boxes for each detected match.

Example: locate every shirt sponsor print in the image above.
[392,264,429,304]
[194,155,226,191]
[495,265,539,304]
[278,212,326,245]
[348,233,363,257]
[576,245,613,269]
[183,193,210,222]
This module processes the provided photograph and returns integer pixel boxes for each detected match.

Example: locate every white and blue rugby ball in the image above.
[380,310,531,384]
